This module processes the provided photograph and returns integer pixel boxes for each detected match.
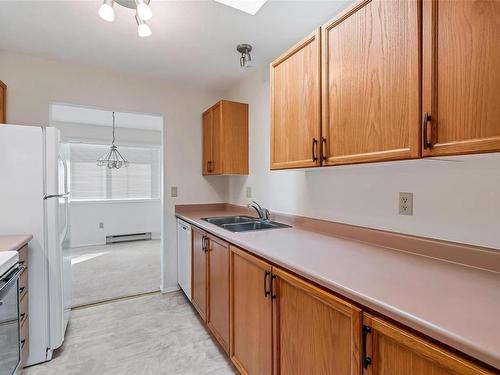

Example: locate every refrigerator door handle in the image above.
[43,192,70,200]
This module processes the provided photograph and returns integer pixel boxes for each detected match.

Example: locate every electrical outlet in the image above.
[246,186,252,198]
[99,222,104,229]
[399,192,413,216]
[171,186,178,198]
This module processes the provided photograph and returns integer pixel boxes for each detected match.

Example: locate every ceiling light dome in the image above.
[136,0,153,21]
[136,15,152,37]
[98,0,115,22]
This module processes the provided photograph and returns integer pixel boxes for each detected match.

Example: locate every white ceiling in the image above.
[51,104,163,130]
[0,0,352,91]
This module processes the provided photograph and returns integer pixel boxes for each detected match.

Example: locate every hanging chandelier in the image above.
[98,0,153,37]
[96,112,129,169]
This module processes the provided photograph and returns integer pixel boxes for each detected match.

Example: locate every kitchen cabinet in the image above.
[0,80,6,124]
[273,267,362,375]
[191,226,208,321]
[321,0,420,165]
[207,234,230,353]
[422,0,500,157]
[202,100,249,175]
[230,245,361,375]
[270,29,321,170]
[362,313,494,375]
[230,246,273,375]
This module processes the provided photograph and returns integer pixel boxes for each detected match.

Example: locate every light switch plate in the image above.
[99,222,104,229]
[399,192,413,216]
[246,186,252,198]
[171,186,178,198]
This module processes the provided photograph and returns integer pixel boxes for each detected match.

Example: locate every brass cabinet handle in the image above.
[312,138,318,162]
[422,112,432,149]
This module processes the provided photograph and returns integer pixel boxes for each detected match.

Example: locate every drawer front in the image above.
[19,268,28,298]
[20,292,29,324]
[20,317,29,364]
[18,244,28,267]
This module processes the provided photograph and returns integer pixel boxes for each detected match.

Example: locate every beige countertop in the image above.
[0,234,33,252]
[176,205,500,370]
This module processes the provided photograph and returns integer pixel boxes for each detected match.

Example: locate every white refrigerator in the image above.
[0,124,71,366]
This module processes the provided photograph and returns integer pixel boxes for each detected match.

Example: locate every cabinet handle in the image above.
[321,137,327,163]
[201,235,206,252]
[312,138,318,162]
[270,275,277,300]
[422,112,432,149]
[264,271,271,298]
[362,325,372,369]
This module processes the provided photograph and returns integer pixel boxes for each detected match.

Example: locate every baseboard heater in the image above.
[106,232,152,244]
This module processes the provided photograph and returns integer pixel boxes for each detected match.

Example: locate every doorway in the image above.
[50,103,164,307]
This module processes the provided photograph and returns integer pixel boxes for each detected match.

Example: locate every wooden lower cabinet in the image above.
[207,235,230,353]
[230,246,273,375]
[273,268,362,375]
[363,314,494,375]
[191,238,495,375]
[191,227,208,321]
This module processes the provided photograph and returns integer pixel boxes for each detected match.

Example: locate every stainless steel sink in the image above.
[203,216,258,226]
[202,215,291,232]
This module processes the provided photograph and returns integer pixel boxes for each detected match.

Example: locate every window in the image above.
[69,143,160,201]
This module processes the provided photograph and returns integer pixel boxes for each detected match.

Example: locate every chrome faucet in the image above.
[247,201,270,221]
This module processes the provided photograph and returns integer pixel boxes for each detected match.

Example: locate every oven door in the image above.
[0,265,23,375]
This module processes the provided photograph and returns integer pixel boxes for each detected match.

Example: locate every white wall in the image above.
[224,66,500,251]
[70,200,161,247]
[0,50,229,291]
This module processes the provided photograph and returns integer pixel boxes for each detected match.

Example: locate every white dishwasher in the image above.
[177,219,192,299]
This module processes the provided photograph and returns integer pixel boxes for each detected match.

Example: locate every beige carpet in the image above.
[70,240,161,307]
[24,292,237,375]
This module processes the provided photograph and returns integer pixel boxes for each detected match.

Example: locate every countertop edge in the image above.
[176,212,500,370]
[0,234,33,252]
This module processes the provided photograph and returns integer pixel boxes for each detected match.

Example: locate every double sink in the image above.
[202,215,291,232]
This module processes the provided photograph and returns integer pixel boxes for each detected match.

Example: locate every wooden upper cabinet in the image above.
[422,0,500,157]
[207,235,230,353]
[202,100,248,175]
[270,29,322,170]
[202,109,215,175]
[191,227,208,321]
[363,313,494,375]
[321,0,420,166]
[230,246,273,375]
[0,80,6,124]
[273,268,362,375]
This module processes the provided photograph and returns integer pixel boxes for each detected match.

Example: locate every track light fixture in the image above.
[98,0,153,37]
[237,44,253,69]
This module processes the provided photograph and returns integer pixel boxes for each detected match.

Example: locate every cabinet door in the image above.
[273,268,362,375]
[202,109,213,175]
[230,246,273,375]
[363,314,493,375]
[422,0,500,156]
[191,227,207,321]
[322,0,420,165]
[211,102,222,174]
[0,81,6,124]
[270,29,321,170]
[207,235,230,353]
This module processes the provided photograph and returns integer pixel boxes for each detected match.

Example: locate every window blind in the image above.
[68,143,160,200]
